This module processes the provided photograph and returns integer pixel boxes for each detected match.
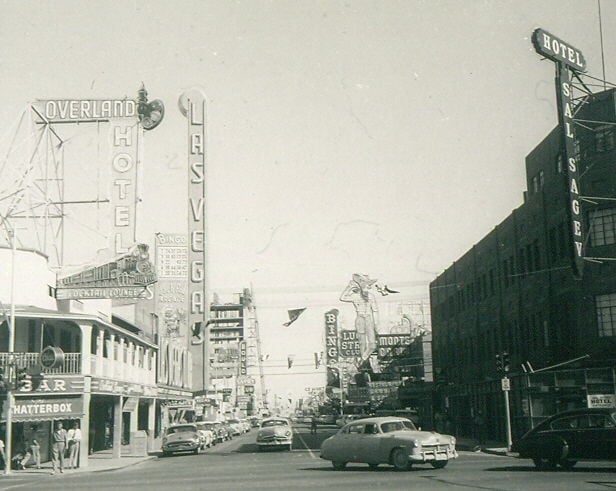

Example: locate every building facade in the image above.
[430,89,616,443]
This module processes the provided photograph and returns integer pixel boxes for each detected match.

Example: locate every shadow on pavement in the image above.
[485,465,616,473]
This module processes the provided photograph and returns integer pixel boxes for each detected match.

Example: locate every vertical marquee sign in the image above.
[532,28,587,278]
[325,309,339,364]
[180,88,209,391]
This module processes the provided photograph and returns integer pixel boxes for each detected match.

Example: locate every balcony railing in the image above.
[0,352,82,374]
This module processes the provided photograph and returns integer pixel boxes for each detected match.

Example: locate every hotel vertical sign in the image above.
[532,28,586,278]
[181,89,208,391]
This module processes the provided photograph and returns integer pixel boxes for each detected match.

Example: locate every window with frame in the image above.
[595,125,615,153]
[589,207,616,246]
[596,293,616,337]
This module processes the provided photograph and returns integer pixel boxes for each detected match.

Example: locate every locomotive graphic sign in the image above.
[55,243,157,299]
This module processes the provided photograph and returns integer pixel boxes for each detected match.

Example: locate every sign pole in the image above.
[4,228,16,475]
[502,376,512,452]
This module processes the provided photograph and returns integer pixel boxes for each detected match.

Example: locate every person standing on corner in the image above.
[310,415,318,435]
[67,422,82,469]
[51,422,68,475]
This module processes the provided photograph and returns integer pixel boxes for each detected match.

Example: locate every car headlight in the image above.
[450,437,456,445]
[162,437,168,444]
[285,430,291,437]
[410,440,419,448]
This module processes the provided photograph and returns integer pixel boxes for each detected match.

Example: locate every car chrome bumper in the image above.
[410,447,458,462]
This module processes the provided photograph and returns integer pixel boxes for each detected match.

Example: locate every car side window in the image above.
[364,423,378,435]
[550,416,578,430]
[589,414,613,428]
[348,424,364,434]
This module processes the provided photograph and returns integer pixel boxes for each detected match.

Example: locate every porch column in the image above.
[119,337,126,381]
[147,398,156,452]
[79,322,92,376]
[80,392,91,467]
[96,329,104,374]
[112,395,123,458]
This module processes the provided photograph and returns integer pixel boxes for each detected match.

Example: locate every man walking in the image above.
[310,415,318,435]
[51,422,68,475]
[67,422,82,469]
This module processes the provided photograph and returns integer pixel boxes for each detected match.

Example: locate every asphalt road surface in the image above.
[2,424,615,491]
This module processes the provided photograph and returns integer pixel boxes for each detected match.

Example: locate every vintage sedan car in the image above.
[511,408,616,469]
[162,424,202,456]
[227,418,243,436]
[195,422,215,449]
[320,416,457,470]
[256,417,293,450]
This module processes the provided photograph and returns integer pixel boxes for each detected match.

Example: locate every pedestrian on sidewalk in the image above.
[67,422,82,469]
[310,415,318,435]
[0,436,6,472]
[51,422,68,475]
[20,438,41,469]
[473,411,486,451]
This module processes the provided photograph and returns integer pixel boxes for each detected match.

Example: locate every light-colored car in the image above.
[195,422,215,449]
[162,424,202,456]
[335,414,366,427]
[256,417,293,450]
[320,416,458,471]
[227,418,243,436]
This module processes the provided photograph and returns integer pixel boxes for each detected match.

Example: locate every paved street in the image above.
[2,424,615,491]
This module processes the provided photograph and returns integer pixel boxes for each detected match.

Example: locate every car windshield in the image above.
[262,420,288,427]
[380,421,412,433]
[167,425,196,434]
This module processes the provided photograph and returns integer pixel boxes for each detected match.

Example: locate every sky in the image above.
[1,0,615,400]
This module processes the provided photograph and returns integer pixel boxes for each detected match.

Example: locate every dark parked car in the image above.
[512,408,616,469]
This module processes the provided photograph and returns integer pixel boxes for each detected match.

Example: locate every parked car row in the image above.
[162,418,254,456]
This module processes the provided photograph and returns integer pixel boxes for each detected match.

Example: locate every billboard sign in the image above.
[339,330,361,358]
[56,243,156,299]
[155,233,188,339]
[377,334,413,359]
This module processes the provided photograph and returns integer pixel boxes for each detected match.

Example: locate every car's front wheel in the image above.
[332,461,347,471]
[430,460,448,469]
[391,448,411,471]
[532,457,557,470]
[368,463,379,470]
[194,446,201,455]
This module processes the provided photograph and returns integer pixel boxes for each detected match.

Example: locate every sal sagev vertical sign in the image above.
[532,28,586,278]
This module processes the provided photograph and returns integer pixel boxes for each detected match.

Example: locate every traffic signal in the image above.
[15,366,28,390]
[502,352,510,373]
[495,353,503,372]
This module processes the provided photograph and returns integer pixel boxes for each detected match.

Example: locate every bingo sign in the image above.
[325,309,339,364]
[155,233,189,339]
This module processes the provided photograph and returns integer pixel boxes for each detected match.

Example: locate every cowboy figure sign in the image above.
[340,274,380,362]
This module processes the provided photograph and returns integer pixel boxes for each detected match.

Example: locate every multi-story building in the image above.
[430,89,616,443]
[0,248,160,467]
[200,289,264,418]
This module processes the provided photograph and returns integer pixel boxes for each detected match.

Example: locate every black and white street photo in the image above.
[0,1,615,489]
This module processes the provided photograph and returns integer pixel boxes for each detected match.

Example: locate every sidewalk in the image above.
[455,436,515,457]
[3,449,157,478]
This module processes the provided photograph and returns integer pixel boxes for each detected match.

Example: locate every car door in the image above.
[343,423,365,462]
[579,413,616,460]
[357,423,381,463]
[545,415,579,459]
